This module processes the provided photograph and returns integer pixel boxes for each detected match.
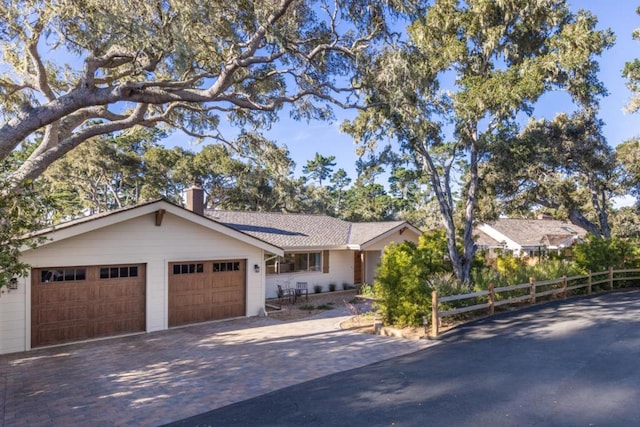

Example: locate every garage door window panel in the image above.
[172,263,204,275]
[41,268,86,283]
[100,265,139,279]
[213,262,240,272]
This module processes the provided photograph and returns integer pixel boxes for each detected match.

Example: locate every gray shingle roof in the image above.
[486,218,587,247]
[474,229,502,247]
[206,211,415,249]
[348,221,407,246]
[206,211,352,248]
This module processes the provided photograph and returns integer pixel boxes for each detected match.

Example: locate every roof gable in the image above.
[348,222,422,249]
[27,200,284,255]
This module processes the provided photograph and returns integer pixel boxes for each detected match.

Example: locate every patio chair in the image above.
[277,284,295,307]
[295,282,309,301]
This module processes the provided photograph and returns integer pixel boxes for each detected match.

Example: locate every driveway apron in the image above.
[0,308,431,426]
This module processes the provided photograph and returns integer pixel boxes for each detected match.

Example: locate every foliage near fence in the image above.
[431,268,640,337]
[374,231,453,327]
[373,236,640,329]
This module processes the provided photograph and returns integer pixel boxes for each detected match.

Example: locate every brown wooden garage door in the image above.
[168,259,246,327]
[31,264,146,347]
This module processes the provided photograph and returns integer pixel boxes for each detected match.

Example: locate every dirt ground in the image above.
[266,289,434,340]
[266,289,362,321]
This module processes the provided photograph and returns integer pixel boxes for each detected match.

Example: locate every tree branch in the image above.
[9,104,149,184]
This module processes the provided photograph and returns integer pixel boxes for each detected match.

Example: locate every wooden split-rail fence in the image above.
[431,267,640,338]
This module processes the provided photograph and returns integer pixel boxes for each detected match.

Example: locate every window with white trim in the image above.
[266,252,322,274]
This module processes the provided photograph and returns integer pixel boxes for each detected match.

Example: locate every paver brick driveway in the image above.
[0,308,430,426]
[169,290,640,427]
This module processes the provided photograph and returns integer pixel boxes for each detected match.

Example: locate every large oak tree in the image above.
[0,0,425,288]
[344,0,613,284]
[482,111,616,238]
[0,0,421,190]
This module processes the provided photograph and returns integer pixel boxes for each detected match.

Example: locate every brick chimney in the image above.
[186,183,204,216]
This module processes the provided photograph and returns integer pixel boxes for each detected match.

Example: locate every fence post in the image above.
[431,290,439,338]
[562,275,567,299]
[587,270,592,295]
[529,277,536,304]
[488,283,495,316]
[609,266,614,291]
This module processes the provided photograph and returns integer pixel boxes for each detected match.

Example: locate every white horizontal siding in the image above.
[364,229,420,251]
[0,279,27,354]
[265,250,353,298]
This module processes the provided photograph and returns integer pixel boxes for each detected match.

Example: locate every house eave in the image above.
[22,200,284,257]
[357,223,422,250]
[281,245,350,252]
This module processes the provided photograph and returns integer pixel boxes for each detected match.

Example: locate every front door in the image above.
[353,251,364,284]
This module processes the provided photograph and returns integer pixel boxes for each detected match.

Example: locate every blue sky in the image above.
[166,2,640,181]
[249,1,640,179]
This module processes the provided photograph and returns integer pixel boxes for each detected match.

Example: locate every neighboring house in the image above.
[476,217,588,260]
[0,186,421,355]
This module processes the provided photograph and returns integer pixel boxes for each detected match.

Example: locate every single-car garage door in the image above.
[31,264,146,347]
[169,259,246,327]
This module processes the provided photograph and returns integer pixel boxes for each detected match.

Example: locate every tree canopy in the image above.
[344,0,614,283]
[623,6,640,113]
[0,0,422,190]
[482,111,616,237]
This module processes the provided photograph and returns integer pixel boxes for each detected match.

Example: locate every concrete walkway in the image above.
[0,307,431,426]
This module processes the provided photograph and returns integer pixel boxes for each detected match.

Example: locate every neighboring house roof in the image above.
[26,200,284,256]
[474,229,503,248]
[477,218,587,250]
[206,210,422,250]
[541,234,576,247]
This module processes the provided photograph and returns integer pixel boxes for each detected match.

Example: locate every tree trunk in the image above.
[586,176,610,238]
[460,138,480,285]
[417,142,470,285]
[568,209,604,238]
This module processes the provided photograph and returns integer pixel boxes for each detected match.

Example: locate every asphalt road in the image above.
[166,290,640,427]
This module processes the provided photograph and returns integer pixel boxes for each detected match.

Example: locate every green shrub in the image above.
[342,282,350,290]
[328,283,337,292]
[530,258,582,280]
[359,283,375,297]
[374,241,431,327]
[573,235,640,273]
[415,230,452,274]
[313,284,322,293]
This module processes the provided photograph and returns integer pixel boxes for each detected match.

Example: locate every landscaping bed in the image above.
[266,289,360,321]
[266,289,468,339]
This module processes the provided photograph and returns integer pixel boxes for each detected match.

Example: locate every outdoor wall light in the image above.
[8,277,18,290]
[254,264,260,273]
